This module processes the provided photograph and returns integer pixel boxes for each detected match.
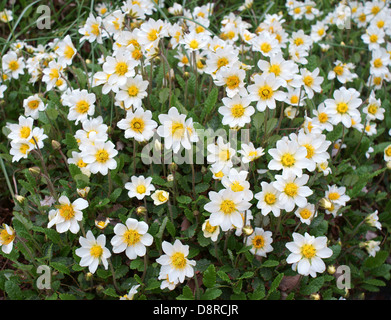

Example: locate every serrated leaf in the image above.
[261,260,279,268]
[201,288,222,300]
[176,285,194,300]
[203,264,216,288]
[5,280,23,300]
[50,262,70,275]
[268,273,284,294]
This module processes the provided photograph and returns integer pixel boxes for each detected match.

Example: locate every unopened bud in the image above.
[183,71,190,80]
[167,174,174,182]
[386,161,391,170]
[310,293,321,300]
[319,197,333,210]
[29,166,41,175]
[136,206,147,216]
[15,195,25,204]
[77,187,90,198]
[51,140,61,150]
[168,162,178,172]
[242,225,254,236]
[327,265,336,275]
[86,272,93,281]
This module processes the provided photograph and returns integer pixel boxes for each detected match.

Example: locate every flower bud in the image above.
[168,162,178,172]
[51,140,61,150]
[318,197,333,210]
[15,195,25,204]
[310,293,321,300]
[29,166,41,176]
[136,206,147,216]
[327,265,336,275]
[242,225,254,236]
[77,186,90,198]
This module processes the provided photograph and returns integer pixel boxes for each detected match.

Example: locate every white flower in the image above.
[0,224,16,254]
[300,67,323,99]
[74,116,108,145]
[115,75,149,110]
[257,52,299,85]
[117,108,157,142]
[325,184,350,207]
[80,140,118,175]
[273,173,313,212]
[207,136,236,170]
[246,227,273,257]
[365,210,382,230]
[2,51,25,79]
[47,195,89,234]
[295,203,316,225]
[56,35,76,66]
[286,232,333,277]
[251,31,281,57]
[156,239,196,284]
[65,89,96,125]
[120,285,140,300]
[78,13,107,44]
[218,94,254,128]
[204,188,252,231]
[268,137,313,177]
[248,72,287,111]
[125,175,155,200]
[23,94,46,119]
[214,63,247,98]
[255,181,282,217]
[111,218,153,260]
[202,219,220,242]
[360,240,381,257]
[221,168,253,201]
[157,107,198,153]
[75,230,111,274]
[363,91,384,121]
[327,60,358,84]
[151,190,169,205]
[238,142,264,164]
[324,87,362,128]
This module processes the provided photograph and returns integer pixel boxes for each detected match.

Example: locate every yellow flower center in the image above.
[220,199,236,215]
[318,112,328,123]
[132,49,142,60]
[252,235,265,249]
[95,149,109,163]
[269,64,281,76]
[264,193,276,205]
[77,159,87,168]
[301,243,316,259]
[50,68,60,80]
[171,252,187,269]
[230,181,244,192]
[204,220,217,233]
[127,85,139,97]
[90,244,103,258]
[303,75,314,87]
[20,126,31,139]
[58,204,75,220]
[304,144,315,159]
[299,209,312,219]
[136,185,146,194]
[189,39,199,50]
[336,102,348,114]
[369,34,378,43]
[0,228,15,245]
[123,229,141,246]
[290,95,299,105]
[181,56,189,64]
[384,146,391,157]
[377,20,385,28]
[293,37,304,46]
[217,57,229,69]
[9,60,19,71]
[75,100,90,114]
[284,182,298,197]
[226,75,240,90]
[328,192,340,201]
[367,104,378,115]
[19,143,30,155]
[260,42,272,53]
[281,153,295,167]
[64,45,75,59]
[218,149,231,162]
[333,65,344,76]
[115,62,128,76]
[27,100,40,110]
[258,85,273,100]
[147,29,158,41]
[130,118,145,133]
[171,121,185,138]
[371,5,380,15]
[231,104,245,118]
[157,191,168,202]
[91,23,100,36]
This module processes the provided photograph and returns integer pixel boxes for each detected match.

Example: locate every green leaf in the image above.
[50,262,70,275]
[268,273,284,294]
[59,293,77,300]
[203,264,216,288]
[261,260,279,268]
[176,195,193,204]
[109,188,122,202]
[217,270,232,284]
[176,285,194,300]
[166,220,176,237]
[300,276,325,295]
[201,288,222,300]
[103,287,119,297]
[5,280,24,300]
[201,87,218,122]
[364,250,388,269]
[195,182,210,194]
